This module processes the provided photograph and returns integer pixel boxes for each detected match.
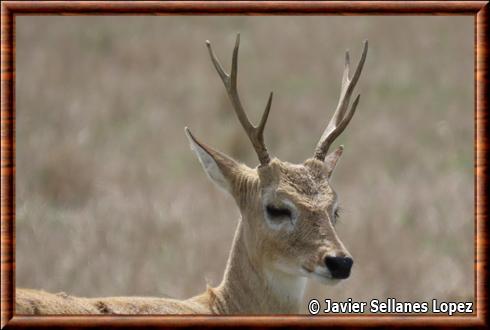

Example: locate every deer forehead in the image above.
[262,159,335,206]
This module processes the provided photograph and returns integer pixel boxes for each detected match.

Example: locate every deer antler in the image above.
[206,33,273,166]
[314,40,368,161]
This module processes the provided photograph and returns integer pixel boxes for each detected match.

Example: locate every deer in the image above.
[16,34,368,315]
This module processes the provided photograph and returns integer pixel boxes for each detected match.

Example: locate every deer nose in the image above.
[324,256,353,279]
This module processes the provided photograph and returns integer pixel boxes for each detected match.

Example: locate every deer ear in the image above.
[185,127,240,194]
[324,145,344,177]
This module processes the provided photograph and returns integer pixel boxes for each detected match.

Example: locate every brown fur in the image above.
[17,35,365,315]
[17,155,351,315]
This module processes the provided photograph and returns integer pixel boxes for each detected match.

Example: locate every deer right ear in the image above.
[324,145,344,178]
[185,127,240,195]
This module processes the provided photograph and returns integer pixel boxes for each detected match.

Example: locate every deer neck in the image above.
[211,218,307,314]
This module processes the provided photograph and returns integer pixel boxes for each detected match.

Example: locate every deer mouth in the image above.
[301,266,343,285]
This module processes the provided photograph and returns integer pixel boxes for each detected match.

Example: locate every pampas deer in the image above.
[17,34,368,314]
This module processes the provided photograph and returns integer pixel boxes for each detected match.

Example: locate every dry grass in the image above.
[16,16,474,312]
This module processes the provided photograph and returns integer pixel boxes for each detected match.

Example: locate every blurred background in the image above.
[16,16,474,313]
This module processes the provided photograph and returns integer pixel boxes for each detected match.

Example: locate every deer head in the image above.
[186,34,368,284]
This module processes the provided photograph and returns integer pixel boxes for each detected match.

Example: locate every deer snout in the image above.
[324,256,353,279]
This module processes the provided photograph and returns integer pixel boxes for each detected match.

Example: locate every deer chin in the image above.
[301,266,343,286]
[270,260,307,278]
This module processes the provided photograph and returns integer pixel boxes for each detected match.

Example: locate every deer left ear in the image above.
[185,127,241,195]
[324,145,344,177]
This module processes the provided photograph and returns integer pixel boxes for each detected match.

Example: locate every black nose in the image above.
[324,256,353,279]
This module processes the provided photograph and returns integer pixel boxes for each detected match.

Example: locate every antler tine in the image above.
[206,33,273,166]
[314,40,368,161]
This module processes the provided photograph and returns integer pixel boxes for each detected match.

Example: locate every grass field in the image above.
[16,16,474,313]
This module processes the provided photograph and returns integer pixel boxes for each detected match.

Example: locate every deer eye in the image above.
[265,205,292,220]
[332,206,342,224]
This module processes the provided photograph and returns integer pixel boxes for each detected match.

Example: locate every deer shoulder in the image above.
[16,34,368,315]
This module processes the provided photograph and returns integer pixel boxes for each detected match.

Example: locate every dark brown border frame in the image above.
[1,1,487,328]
